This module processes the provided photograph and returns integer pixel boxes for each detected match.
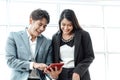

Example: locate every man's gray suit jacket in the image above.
[5,30,53,80]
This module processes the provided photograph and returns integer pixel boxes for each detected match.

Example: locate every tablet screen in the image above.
[47,63,64,71]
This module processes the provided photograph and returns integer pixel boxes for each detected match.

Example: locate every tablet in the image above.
[47,63,64,71]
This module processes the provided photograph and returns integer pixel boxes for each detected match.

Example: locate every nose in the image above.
[64,26,68,30]
[38,26,45,32]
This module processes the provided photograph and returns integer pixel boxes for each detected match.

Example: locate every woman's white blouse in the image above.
[60,44,75,68]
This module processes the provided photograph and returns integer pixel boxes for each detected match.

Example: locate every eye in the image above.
[61,23,66,26]
[38,23,42,26]
[68,24,72,27]
[43,25,47,29]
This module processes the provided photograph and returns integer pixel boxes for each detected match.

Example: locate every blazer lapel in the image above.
[53,32,61,62]
[34,35,44,58]
[55,34,61,62]
[21,30,31,53]
[74,31,82,61]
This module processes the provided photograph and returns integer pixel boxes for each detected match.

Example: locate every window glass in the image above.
[0,1,7,25]
[0,27,7,54]
[42,26,59,39]
[60,4,103,26]
[108,54,120,80]
[9,2,58,25]
[107,28,120,52]
[90,53,105,80]
[0,55,11,80]
[84,27,105,52]
[104,6,120,27]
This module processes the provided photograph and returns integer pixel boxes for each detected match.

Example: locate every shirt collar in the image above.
[26,29,32,39]
[26,28,42,40]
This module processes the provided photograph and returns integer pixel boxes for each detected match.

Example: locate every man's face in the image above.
[29,18,48,37]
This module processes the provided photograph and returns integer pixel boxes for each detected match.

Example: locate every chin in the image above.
[36,34,40,36]
[63,32,70,35]
[35,32,41,36]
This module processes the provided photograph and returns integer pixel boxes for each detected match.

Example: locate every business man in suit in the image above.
[5,9,53,80]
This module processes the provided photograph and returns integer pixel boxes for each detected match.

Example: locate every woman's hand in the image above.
[44,67,62,79]
[72,72,80,80]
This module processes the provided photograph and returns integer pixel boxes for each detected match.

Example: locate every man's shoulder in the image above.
[9,30,25,34]
[8,30,25,38]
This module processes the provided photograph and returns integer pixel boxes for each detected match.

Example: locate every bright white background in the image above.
[0,0,120,80]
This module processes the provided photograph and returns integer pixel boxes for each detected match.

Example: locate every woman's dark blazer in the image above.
[52,29,95,80]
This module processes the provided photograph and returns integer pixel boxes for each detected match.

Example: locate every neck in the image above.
[31,36,36,42]
[62,33,74,40]
[27,28,36,42]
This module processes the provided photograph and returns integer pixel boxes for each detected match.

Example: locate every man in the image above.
[5,8,53,80]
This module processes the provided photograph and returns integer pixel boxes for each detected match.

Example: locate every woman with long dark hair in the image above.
[52,9,95,80]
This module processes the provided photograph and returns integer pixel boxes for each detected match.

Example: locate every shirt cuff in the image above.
[30,62,34,70]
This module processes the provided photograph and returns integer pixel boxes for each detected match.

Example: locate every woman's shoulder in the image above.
[52,31,61,37]
[76,29,89,35]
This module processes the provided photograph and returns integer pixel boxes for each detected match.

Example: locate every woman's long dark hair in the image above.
[59,9,82,33]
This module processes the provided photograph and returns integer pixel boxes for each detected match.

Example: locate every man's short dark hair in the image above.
[30,8,50,24]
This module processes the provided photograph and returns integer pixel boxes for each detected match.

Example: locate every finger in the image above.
[44,68,47,73]
[55,66,58,71]
[50,67,54,72]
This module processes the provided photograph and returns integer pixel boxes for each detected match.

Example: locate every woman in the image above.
[52,9,95,80]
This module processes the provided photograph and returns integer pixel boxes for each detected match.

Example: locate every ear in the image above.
[29,18,33,24]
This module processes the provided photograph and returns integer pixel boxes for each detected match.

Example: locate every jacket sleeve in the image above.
[73,31,95,77]
[5,32,30,71]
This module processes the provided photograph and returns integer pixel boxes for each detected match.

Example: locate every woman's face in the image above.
[29,18,47,37]
[60,18,73,35]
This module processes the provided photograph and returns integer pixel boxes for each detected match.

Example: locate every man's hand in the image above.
[33,62,48,70]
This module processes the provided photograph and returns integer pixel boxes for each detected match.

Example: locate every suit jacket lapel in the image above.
[55,34,61,62]
[74,31,82,61]
[21,31,44,61]
[53,32,61,62]
[34,35,44,58]
[21,30,31,53]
